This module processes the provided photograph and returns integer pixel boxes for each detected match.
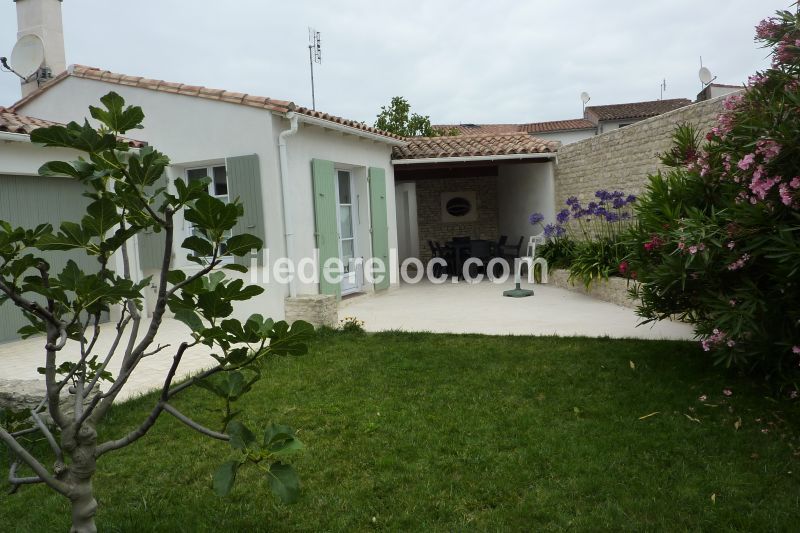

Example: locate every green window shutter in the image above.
[137,169,168,271]
[226,154,265,266]
[311,159,341,298]
[369,167,390,291]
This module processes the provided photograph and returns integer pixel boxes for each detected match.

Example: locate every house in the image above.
[695,83,743,102]
[436,98,693,145]
[391,133,558,264]
[583,98,692,133]
[3,0,406,333]
[0,106,145,341]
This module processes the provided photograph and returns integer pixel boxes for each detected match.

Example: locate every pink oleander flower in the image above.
[688,245,698,254]
[698,395,707,402]
[729,299,737,307]
[790,390,798,399]
[728,253,751,271]
[756,139,781,162]
[738,153,756,171]
[723,93,743,111]
[779,183,792,206]
[790,177,800,189]
[793,346,800,355]
[723,389,733,397]
[677,241,686,251]
[727,241,735,249]
[755,18,782,40]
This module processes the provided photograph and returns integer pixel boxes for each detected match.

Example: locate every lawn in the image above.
[2,331,799,531]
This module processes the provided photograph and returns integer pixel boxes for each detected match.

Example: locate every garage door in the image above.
[0,174,103,343]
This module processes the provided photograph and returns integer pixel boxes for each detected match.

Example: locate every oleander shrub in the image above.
[626,8,800,392]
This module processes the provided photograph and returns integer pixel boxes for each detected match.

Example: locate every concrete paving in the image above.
[340,278,695,340]
[0,280,694,404]
[0,318,216,402]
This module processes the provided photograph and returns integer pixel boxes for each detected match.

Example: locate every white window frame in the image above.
[185,163,233,264]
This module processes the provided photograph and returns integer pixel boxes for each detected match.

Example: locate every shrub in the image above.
[627,8,800,391]
[536,190,636,287]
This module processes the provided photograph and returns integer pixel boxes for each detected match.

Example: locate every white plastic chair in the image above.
[520,233,548,283]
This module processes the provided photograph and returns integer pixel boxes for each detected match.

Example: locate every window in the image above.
[186,165,231,261]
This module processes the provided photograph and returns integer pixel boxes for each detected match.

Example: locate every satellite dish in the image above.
[699,67,713,85]
[580,91,591,104]
[8,34,45,79]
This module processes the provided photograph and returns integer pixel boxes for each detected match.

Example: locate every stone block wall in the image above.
[284,295,338,328]
[414,176,498,261]
[554,95,733,207]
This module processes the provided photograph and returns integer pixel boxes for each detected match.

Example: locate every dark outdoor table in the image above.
[446,239,494,277]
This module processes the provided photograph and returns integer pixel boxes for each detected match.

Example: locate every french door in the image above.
[335,170,359,294]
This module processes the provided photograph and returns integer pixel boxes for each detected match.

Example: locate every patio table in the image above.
[446,239,494,277]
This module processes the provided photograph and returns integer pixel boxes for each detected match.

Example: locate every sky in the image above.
[0,0,791,126]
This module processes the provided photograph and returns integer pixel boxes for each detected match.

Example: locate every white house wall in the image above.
[18,77,286,320]
[497,162,555,244]
[0,140,81,175]
[533,129,596,146]
[271,116,398,294]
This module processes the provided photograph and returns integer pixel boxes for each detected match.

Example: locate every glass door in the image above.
[336,170,358,294]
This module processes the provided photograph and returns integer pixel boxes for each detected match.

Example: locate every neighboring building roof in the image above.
[11,64,403,142]
[519,118,596,133]
[0,106,145,147]
[392,132,557,161]
[584,98,692,122]
[434,123,520,135]
[435,118,596,136]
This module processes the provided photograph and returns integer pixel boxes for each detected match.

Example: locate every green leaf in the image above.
[226,420,256,451]
[225,234,263,257]
[212,460,239,497]
[182,235,214,257]
[267,462,300,504]
[268,320,314,356]
[83,197,121,237]
[38,160,88,179]
[88,91,145,134]
[223,262,249,273]
[173,309,204,332]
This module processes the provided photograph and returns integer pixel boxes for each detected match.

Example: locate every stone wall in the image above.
[554,95,733,206]
[285,295,338,328]
[414,176,498,261]
[548,269,640,309]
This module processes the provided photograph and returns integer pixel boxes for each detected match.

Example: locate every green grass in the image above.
[2,332,799,531]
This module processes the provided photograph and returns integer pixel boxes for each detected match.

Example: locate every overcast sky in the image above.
[0,1,790,125]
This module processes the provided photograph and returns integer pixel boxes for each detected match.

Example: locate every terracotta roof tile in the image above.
[434,123,521,135]
[392,132,557,160]
[584,98,691,121]
[519,118,596,133]
[11,65,402,141]
[0,106,145,147]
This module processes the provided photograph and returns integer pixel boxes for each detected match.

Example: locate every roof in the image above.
[519,118,596,133]
[434,123,520,135]
[392,132,557,161]
[584,98,692,121]
[435,118,596,136]
[12,65,403,142]
[0,106,61,135]
[0,106,145,147]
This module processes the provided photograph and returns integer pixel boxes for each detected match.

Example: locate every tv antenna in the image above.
[580,91,590,114]
[659,78,666,100]
[0,34,45,82]
[308,28,322,110]
[699,57,716,90]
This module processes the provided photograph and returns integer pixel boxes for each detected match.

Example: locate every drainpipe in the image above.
[278,112,299,297]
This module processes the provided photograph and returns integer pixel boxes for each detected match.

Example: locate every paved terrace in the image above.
[340,278,694,339]
[0,281,693,402]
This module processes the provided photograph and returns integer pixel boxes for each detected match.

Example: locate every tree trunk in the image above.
[63,423,98,533]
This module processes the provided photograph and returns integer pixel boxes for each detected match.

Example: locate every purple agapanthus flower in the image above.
[544,224,566,238]
[528,212,545,225]
[595,190,610,201]
[566,196,580,208]
[612,197,626,209]
[556,208,570,224]
[605,211,620,222]
[626,194,637,204]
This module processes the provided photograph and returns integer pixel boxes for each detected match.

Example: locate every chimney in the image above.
[15,0,66,97]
